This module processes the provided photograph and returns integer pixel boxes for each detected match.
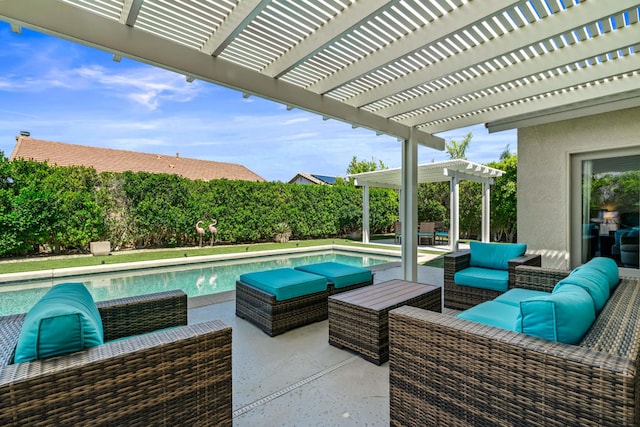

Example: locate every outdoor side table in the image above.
[328,279,441,365]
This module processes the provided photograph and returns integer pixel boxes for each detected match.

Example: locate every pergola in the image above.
[1,0,638,280]
[350,160,504,254]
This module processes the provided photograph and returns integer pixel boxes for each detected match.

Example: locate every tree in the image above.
[488,155,518,242]
[345,156,387,175]
[417,182,448,223]
[445,131,472,160]
[500,144,514,161]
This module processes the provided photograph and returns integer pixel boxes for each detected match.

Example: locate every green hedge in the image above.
[0,151,535,256]
[0,155,399,256]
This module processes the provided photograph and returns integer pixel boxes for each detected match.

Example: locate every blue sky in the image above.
[0,24,517,182]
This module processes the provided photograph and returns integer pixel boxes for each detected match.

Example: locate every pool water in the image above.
[0,250,396,316]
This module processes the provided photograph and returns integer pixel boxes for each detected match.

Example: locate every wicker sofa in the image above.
[444,242,542,310]
[389,265,640,426]
[0,290,233,426]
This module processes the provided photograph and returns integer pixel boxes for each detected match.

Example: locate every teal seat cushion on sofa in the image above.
[456,301,522,331]
[493,288,550,306]
[454,267,509,292]
[469,241,527,270]
[239,268,328,301]
[294,262,372,289]
[517,284,595,344]
[14,283,104,363]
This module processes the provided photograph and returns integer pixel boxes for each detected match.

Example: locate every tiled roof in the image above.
[9,137,265,182]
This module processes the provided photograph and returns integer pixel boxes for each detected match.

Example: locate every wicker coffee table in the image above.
[328,279,441,365]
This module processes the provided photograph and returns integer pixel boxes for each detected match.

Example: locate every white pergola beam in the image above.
[444,168,494,185]
[400,135,418,282]
[482,182,490,242]
[120,0,144,27]
[0,0,443,150]
[422,71,640,134]
[264,0,393,78]
[406,47,640,127]
[450,173,460,252]
[310,0,518,95]
[200,0,268,57]
[385,19,639,121]
[362,186,370,244]
[487,88,640,133]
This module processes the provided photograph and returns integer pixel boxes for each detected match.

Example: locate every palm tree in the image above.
[445,131,472,160]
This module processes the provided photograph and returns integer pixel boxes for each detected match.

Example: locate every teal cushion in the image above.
[582,257,620,290]
[456,301,521,331]
[469,241,527,270]
[239,268,328,301]
[454,267,509,292]
[554,268,610,313]
[295,262,372,289]
[14,283,104,363]
[493,288,550,306]
[517,284,595,344]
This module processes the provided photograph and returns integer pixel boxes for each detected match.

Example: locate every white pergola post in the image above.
[482,181,491,242]
[401,136,418,281]
[450,173,460,252]
[362,185,370,244]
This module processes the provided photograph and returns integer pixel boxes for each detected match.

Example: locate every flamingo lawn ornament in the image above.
[196,221,205,247]
[208,219,218,246]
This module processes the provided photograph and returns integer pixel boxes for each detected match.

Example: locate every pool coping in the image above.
[0,244,420,285]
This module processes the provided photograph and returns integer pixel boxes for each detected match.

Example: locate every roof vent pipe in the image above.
[20,130,30,137]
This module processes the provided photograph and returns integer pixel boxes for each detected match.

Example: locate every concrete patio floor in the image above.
[189,263,444,426]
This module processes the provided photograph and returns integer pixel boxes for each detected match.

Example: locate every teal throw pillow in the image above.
[518,284,595,344]
[14,283,104,363]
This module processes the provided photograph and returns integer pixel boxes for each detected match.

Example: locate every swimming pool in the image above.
[0,249,397,316]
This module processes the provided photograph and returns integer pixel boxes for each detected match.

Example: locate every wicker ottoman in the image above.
[236,268,330,336]
[328,279,441,365]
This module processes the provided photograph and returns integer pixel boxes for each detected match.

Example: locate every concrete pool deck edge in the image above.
[0,244,436,285]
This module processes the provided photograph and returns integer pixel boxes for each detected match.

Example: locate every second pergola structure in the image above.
[350,159,504,278]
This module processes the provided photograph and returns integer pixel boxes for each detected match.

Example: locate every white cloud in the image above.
[282,117,311,125]
[73,65,202,110]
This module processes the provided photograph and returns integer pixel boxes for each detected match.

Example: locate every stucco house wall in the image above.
[518,106,640,270]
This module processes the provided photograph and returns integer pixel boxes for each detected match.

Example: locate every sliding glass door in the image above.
[571,149,639,270]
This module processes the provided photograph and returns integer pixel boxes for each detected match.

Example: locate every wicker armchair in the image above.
[0,290,232,426]
[443,249,542,310]
[389,266,640,427]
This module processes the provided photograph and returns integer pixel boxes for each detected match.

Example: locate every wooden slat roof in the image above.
[1,1,638,151]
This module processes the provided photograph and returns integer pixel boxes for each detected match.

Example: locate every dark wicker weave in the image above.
[389,268,640,427]
[236,280,330,336]
[235,277,373,337]
[443,250,542,310]
[328,280,441,365]
[0,290,233,427]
